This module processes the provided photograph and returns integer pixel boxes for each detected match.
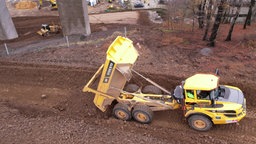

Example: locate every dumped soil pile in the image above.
[15,1,38,9]
[0,11,256,143]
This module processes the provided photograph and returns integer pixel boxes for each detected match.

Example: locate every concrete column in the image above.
[57,0,91,36]
[0,0,18,40]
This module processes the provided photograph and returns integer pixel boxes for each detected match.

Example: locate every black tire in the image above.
[132,105,153,124]
[142,85,162,94]
[113,103,131,121]
[124,84,139,93]
[188,115,213,131]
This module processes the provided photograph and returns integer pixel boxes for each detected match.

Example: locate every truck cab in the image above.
[182,74,246,131]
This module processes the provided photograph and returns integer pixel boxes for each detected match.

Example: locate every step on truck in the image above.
[83,36,246,131]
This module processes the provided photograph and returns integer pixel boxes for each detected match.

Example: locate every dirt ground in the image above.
[0,10,256,144]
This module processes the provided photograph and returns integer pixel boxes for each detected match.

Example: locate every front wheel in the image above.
[188,115,212,131]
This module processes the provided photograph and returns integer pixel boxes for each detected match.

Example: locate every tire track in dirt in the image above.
[0,62,255,144]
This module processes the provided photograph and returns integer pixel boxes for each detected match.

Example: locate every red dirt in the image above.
[0,11,256,143]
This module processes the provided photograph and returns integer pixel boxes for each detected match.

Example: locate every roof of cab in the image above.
[183,74,219,91]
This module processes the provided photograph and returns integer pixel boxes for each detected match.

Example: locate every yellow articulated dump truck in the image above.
[83,36,246,131]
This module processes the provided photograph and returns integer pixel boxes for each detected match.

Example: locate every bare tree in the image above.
[186,0,198,31]
[222,5,229,23]
[243,0,255,29]
[203,0,214,40]
[165,0,188,30]
[198,0,207,28]
[166,0,178,30]
[208,0,227,47]
[225,1,242,41]
[186,0,207,30]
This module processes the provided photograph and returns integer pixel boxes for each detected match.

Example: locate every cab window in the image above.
[196,90,210,100]
[186,90,195,99]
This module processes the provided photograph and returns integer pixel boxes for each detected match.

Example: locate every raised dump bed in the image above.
[83,36,139,111]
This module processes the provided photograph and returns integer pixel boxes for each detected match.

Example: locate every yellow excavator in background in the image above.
[37,23,61,36]
[38,0,57,10]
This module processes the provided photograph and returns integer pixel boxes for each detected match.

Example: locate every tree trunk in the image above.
[222,9,228,23]
[202,0,207,24]
[192,16,195,32]
[198,3,204,28]
[243,0,255,29]
[203,0,213,40]
[208,0,226,47]
[225,4,241,41]
[228,7,234,23]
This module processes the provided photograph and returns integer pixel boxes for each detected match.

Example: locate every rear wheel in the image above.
[132,105,153,124]
[124,84,139,93]
[113,103,131,121]
[142,85,162,94]
[188,115,212,131]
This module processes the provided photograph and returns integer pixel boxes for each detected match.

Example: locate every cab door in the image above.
[184,90,197,109]
[185,89,211,108]
[195,90,211,106]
